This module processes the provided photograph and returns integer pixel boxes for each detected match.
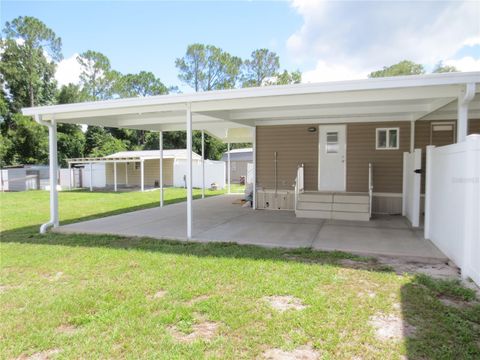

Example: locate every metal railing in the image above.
[368,162,373,218]
[294,163,305,211]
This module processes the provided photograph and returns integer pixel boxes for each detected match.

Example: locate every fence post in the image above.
[402,152,408,216]
[462,135,480,280]
[424,145,435,240]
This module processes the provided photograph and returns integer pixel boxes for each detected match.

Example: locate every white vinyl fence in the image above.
[425,134,480,285]
[402,149,422,227]
[81,164,106,188]
[173,159,226,189]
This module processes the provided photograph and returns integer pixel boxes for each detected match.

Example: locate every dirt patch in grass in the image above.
[187,294,210,305]
[369,314,416,341]
[376,257,460,279]
[56,324,78,335]
[168,321,218,343]
[438,295,478,309]
[148,290,167,300]
[263,345,320,359]
[43,272,63,282]
[263,296,307,312]
[357,290,376,299]
[0,284,20,293]
[16,348,61,360]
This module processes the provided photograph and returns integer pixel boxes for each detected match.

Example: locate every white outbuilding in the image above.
[67,149,225,192]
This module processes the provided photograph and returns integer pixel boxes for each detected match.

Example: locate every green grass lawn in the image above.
[1,189,479,359]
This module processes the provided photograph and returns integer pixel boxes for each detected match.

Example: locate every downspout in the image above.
[34,114,59,234]
[457,83,476,143]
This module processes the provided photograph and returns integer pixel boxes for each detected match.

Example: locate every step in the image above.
[297,201,332,211]
[332,203,369,213]
[295,209,332,219]
[331,211,370,221]
[334,194,369,204]
[298,193,333,203]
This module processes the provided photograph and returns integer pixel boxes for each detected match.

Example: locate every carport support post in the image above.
[159,130,164,207]
[227,142,231,194]
[186,103,193,240]
[140,159,145,192]
[201,129,205,199]
[113,161,117,192]
[125,163,128,186]
[457,83,475,143]
[68,162,72,190]
[49,118,59,227]
[89,163,93,192]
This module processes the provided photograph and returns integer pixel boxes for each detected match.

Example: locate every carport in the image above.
[22,72,479,243]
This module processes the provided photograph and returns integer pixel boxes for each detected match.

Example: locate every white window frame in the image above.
[376,127,400,150]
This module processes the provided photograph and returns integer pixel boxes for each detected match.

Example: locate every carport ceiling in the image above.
[22,72,480,142]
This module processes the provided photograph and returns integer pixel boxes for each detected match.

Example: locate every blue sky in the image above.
[2,1,479,92]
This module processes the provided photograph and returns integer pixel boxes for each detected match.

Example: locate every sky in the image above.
[1,0,479,93]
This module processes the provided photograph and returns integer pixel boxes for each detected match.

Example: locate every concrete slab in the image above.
[313,220,446,261]
[55,194,446,261]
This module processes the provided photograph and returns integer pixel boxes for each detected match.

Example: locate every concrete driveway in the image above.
[55,194,446,261]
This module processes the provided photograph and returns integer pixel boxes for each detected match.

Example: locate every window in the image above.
[326,131,339,153]
[376,128,399,150]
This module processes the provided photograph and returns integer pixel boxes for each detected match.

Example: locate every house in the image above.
[67,149,225,191]
[22,72,480,284]
[0,165,50,191]
[221,147,253,184]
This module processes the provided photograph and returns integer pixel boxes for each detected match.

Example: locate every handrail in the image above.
[294,163,305,211]
[368,162,373,219]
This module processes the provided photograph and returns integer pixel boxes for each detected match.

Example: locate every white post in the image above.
[201,129,205,199]
[402,152,408,216]
[186,103,193,240]
[252,127,256,209]
[49,119,59,227]
[113,161,117,192]
[159,130,164,207]
[125,162,128,186]
[457,83,475,143]
[89,163,93,192]
[68,162,72,190]
[140,159,145,192]
[227,142,231,194]
[424,145,435,239]
[410,120,415,153]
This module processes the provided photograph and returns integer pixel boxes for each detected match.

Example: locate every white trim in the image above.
[376,127,400,150]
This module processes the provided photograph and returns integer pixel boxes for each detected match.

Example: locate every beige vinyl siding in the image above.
[346,122,410,193]
[105,159,174,187]
[415,118,480,193]
[256,125,318,191]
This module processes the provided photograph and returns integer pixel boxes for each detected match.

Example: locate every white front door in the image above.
[318,125,346,191]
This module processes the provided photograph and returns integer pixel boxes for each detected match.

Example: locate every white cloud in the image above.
[302,60,368,83]
[288,0,480,81]
[444,56,480,72]
[55,53,82,87]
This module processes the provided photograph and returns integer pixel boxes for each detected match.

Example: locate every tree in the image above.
[0,16,61,110]
[433,62,458,73]
[6,114,48,164]
[265,69,302,86]
[55,84,86,166]
[116,71,169,98]
[369,60,425,78]
[242,49,280,87]
[175,44,242,91]
[77,50,119,100]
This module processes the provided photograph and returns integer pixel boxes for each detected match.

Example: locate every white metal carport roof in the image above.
[22,72,480,144]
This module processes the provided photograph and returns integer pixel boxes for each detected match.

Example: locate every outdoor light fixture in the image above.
[308,127,317,132]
